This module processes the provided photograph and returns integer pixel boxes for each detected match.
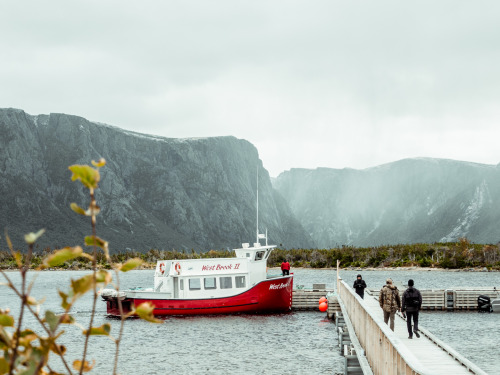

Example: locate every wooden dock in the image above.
[336,277,488,375]
[367,287,499,310]
[291,284,339,312]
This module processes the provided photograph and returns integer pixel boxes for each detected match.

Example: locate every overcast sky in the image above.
[2,1,500,176]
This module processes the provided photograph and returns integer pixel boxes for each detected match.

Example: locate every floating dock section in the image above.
[292,284,339,312]
[366,287,499,310]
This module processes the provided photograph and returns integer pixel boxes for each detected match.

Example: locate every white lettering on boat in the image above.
[269,283,288,290]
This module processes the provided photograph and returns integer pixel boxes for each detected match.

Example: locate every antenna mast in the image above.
[256,165,259,244]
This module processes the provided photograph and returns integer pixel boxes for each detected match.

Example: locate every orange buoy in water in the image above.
[318,296,327,304]
[319,302,328,312]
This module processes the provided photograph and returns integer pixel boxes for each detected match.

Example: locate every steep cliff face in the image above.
[274,159,500,247]
[0,108,314,252]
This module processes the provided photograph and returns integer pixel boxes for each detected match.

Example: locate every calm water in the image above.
[1,268,499,374]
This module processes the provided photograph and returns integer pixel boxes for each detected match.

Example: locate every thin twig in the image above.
[80,189,98,375]
[25,304,74,375]
[1,257,74,374]
[112,268,125,375]
[8,243,32,374]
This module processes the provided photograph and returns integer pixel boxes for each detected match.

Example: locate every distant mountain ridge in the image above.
[3,107,499,251]
[0,108,314,252]
[273,158,500,247]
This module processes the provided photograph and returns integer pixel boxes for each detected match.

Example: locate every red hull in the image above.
[104,276,293,316]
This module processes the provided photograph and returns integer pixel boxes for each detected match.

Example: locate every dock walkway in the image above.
[362,292,478,374]
[337,276,487,375]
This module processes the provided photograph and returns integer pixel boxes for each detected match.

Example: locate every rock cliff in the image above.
[274,159,500,247]
[0,108,314,252]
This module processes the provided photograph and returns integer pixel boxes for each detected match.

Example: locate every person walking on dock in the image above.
[379,279,401,331]
[353,274,367,299]
[402,279,422,339]
[281,260,290,276]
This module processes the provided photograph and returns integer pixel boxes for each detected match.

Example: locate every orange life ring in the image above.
[159,262,165,275]
[174,262,181,275]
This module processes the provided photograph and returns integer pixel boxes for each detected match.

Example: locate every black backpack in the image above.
[407,290,420,307]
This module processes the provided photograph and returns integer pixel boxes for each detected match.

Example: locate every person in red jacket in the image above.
[281,261,290,276]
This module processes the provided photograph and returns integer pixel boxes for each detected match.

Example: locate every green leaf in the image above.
[0,313,14,327]
[119,258,143,272]
[73,359,95,373]
[70,275,93,297]
[0,328,12,349]
[91,158,106,168]
[0,356,9,373]
[59,290,72,310]
[96,270,112,285]
[26,296,39,306]
[44,311,58,333]
[5,231,13,252]
[18,329,38,347]
[134,302,162,324]
[68,164,100,190]
[70,202,87,216]
[24,229,45,244]
[84,236,108,251]
[13,251,23,268]
[59,314,75,325]
[41,246,83,268]
[83,323,111,336]
[51,343,67,355]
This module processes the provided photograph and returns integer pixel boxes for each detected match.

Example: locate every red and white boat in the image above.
[101,240,293,316]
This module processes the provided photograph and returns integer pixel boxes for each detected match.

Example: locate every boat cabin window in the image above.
[189,278,201,290]
[235,276,246,288]
[220,276,232,289]
[246,253,250,258]
[255,251,265,261]
[180,279,184,290]
[204,277,216,290]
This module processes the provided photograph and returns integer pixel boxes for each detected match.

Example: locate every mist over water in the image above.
[2,269,499,374]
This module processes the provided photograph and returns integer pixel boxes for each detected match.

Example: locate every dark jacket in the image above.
[402,287,422,312]
[353,277,367,294]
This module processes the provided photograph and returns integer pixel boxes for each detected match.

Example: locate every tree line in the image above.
[2,238,499,270]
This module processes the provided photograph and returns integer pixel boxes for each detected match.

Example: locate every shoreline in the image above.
[1,266,498,272]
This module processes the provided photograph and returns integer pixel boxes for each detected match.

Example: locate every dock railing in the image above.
[337,276,433,375]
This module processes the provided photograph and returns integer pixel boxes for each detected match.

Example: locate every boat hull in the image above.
[103,276,293,316]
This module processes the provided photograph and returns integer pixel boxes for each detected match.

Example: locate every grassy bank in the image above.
[2,239,500,270]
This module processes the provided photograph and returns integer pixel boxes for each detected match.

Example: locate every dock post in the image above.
[445,289,455,311]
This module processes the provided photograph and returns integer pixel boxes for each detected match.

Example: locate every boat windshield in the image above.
[255,251,265,261]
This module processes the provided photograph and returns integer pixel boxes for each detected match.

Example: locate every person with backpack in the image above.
[379,279,401,331]
[353,274,367,299]
[402,279,423,339]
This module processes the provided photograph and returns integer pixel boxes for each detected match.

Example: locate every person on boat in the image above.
[353,274,367,299]
[379,278,401,331]
[281,260,290,276]
[402,279,422,339]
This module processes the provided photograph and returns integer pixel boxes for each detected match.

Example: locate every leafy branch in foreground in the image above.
[1,159,161,375]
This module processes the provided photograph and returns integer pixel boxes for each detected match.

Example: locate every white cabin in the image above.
[151,243,275,299]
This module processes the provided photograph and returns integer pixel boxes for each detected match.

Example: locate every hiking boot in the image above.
[414,330,420,338]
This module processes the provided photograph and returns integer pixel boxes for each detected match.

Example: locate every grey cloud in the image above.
[1,1,500,176]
